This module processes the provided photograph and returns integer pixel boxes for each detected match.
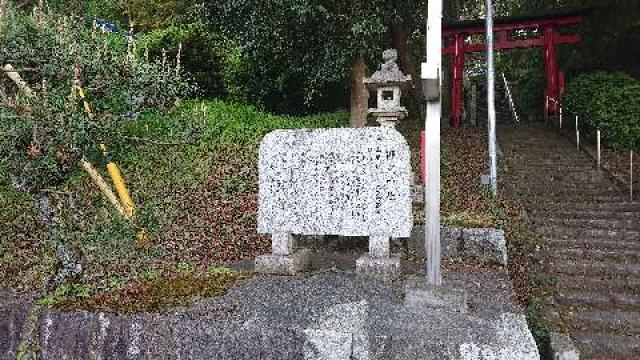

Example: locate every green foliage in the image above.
[497,48,545,119]
[136,22,229,98]
[0,4,195,192]
[37,282,95,307]
[524,300,550,356]
[563,72,640,150]
[210,0,389,114]
[119,100,348,153]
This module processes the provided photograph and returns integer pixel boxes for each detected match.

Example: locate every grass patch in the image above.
[55,270,246,315]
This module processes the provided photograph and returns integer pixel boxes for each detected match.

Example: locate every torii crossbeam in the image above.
[443,8,586,127]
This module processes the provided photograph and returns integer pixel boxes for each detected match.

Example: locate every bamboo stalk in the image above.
[81,158,128,218]
[3,64,35,98]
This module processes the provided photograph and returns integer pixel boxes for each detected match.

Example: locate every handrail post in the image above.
[559,106,563,130]
[597,129,601,169]
[575,115,580,150]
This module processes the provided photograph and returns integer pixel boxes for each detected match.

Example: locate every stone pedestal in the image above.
[356,235,401,280]
[255,250,311,275]
[255,233,311,275]
[403,277,467,312]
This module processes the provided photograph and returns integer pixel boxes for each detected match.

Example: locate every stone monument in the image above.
[364,49,412,128]
[256,127,413,278]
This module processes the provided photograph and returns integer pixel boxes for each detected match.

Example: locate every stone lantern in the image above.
[364,49,412,128]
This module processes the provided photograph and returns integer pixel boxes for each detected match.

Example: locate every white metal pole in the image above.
[576,115,580,150]
[597,129,601,168]
[486,0,498,195]
[424,0,442,286]
[559,107,563,129]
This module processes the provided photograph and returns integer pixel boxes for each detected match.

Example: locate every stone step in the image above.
[571,331,640,359]
[552,248,640,262]
[503,172,611,184]
[501,178,617,190]
[517,189,625,200]
[548,259,640,277]
[544,202,640,212]
[544,237,640,251]
[537,217,640,230]
[538,210,640,220]
[541,225,640,239]
[555,289,640,311]
[562,309,640,336]
[553,274,640,293]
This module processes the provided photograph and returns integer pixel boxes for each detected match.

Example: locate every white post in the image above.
[486,0,498,196]
[597,129,601,168]
[576,115,580,150]
[423,0,442,286]
[631,151,634,201]
[559,107,563,129]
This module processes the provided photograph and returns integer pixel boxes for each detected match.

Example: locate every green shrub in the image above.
[0,4,195,192]
[563,72,640,150]
[136,23,230,98]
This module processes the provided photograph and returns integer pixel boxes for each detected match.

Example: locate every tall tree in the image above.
[211,0,436,122]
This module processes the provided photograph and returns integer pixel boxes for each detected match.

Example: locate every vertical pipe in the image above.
[576,115,580,150]
[425,0,442,286]
[597,129,601,169]
[559,107,563,129]
[631,151,634,201]
[486,0,498,195]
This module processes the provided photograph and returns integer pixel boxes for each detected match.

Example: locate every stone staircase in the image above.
[499,124,640,359]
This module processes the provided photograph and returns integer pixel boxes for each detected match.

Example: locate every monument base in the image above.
[355,254,401,280]
[404,277,468,312]
[255,249,311,275]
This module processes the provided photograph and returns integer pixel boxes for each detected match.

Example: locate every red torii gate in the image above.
[443,8,585,127]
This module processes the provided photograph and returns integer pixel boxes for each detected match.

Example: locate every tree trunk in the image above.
[391,21,424,119]
[349,55,369,128]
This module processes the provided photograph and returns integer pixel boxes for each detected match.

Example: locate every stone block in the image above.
[461,228,508,265]
[258,127,413,238]
[356,254,401,280]
[403,277,467,312]
[549,332,580,360]
[369,235,390,258]
[271,233,294,256]
[407,226,461,259]
[255,250,311,275]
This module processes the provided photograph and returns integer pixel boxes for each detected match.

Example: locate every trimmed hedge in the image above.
[563,72,640,150]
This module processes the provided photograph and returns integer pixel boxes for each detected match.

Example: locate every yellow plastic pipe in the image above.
[100,144,134,218]
[106,162,134,218]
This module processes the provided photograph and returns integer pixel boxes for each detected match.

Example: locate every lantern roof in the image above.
[364,49,412,90]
